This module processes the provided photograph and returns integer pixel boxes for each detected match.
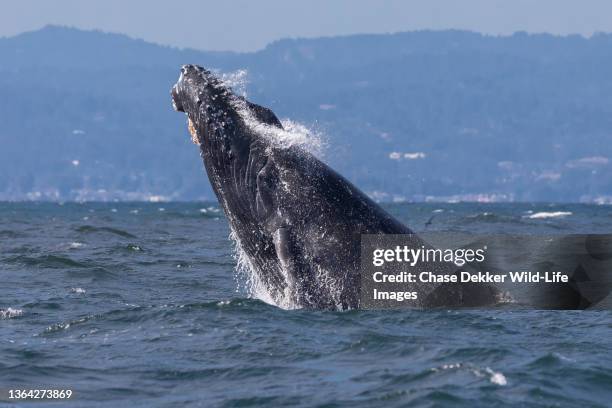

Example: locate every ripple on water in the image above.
[0,230,26,239]
[2,254,88,269]
[75,225,137,239]
[39,300,265,337]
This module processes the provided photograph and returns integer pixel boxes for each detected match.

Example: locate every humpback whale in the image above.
[171,65,499,309]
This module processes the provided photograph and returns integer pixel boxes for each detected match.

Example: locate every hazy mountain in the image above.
[1,26,612,202]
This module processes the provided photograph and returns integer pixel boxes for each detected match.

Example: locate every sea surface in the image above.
[1,202,611,407]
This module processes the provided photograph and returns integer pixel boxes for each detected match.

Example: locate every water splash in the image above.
[219,69,249,98]
[486,367,508,386]
[218,69,325,156]
[235,99,325,155]
[71,287,87,294]
[229,225,303,310]
[230,228,285,309]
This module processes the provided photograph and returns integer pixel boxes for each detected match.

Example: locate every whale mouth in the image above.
[187,118,200,145]
[172,84,199,145]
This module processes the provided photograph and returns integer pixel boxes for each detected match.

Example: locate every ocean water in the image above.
[1,202,611,407]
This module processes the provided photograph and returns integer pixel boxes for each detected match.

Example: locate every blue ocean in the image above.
[1,202,611,407]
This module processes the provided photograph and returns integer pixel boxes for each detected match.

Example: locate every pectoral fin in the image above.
[273,227,321,305]
[273,227,299,289]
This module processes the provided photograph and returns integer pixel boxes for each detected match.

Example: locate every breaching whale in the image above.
[171,65,499,310]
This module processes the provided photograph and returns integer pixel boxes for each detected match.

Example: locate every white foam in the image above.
[1,308,23,319]
[71,287,86,294]
[527,211,572,219]
[430,363,462,372]
[69,242,84,249]
[486,367,508,386]
[470,366,508,386]
[148,195,167,203]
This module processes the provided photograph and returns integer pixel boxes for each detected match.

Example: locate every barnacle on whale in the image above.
[188,118,199,145]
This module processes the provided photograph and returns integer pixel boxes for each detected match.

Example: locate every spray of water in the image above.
[219,69,326,156]
[230,227,273,305]
[218,69,249,97]
[230,222,300,310]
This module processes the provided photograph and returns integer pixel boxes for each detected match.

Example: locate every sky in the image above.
[2,0,612,52]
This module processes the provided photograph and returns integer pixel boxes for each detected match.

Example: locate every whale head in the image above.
[171,64,284,202]
[172,65,244,144]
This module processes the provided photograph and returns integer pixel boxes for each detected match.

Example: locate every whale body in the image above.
[171,65,498,309]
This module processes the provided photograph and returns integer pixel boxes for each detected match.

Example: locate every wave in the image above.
[369,361,510,398]
[0,230,25,238]
[3,254,87,269]
[198,206,221,215]
[474,366,508,386]
[40,299,268,335]
[459,212,521,224]
[147,208,223,220]
[75,225,137,238]
[526,211,572,219]
[125,243,143,252]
